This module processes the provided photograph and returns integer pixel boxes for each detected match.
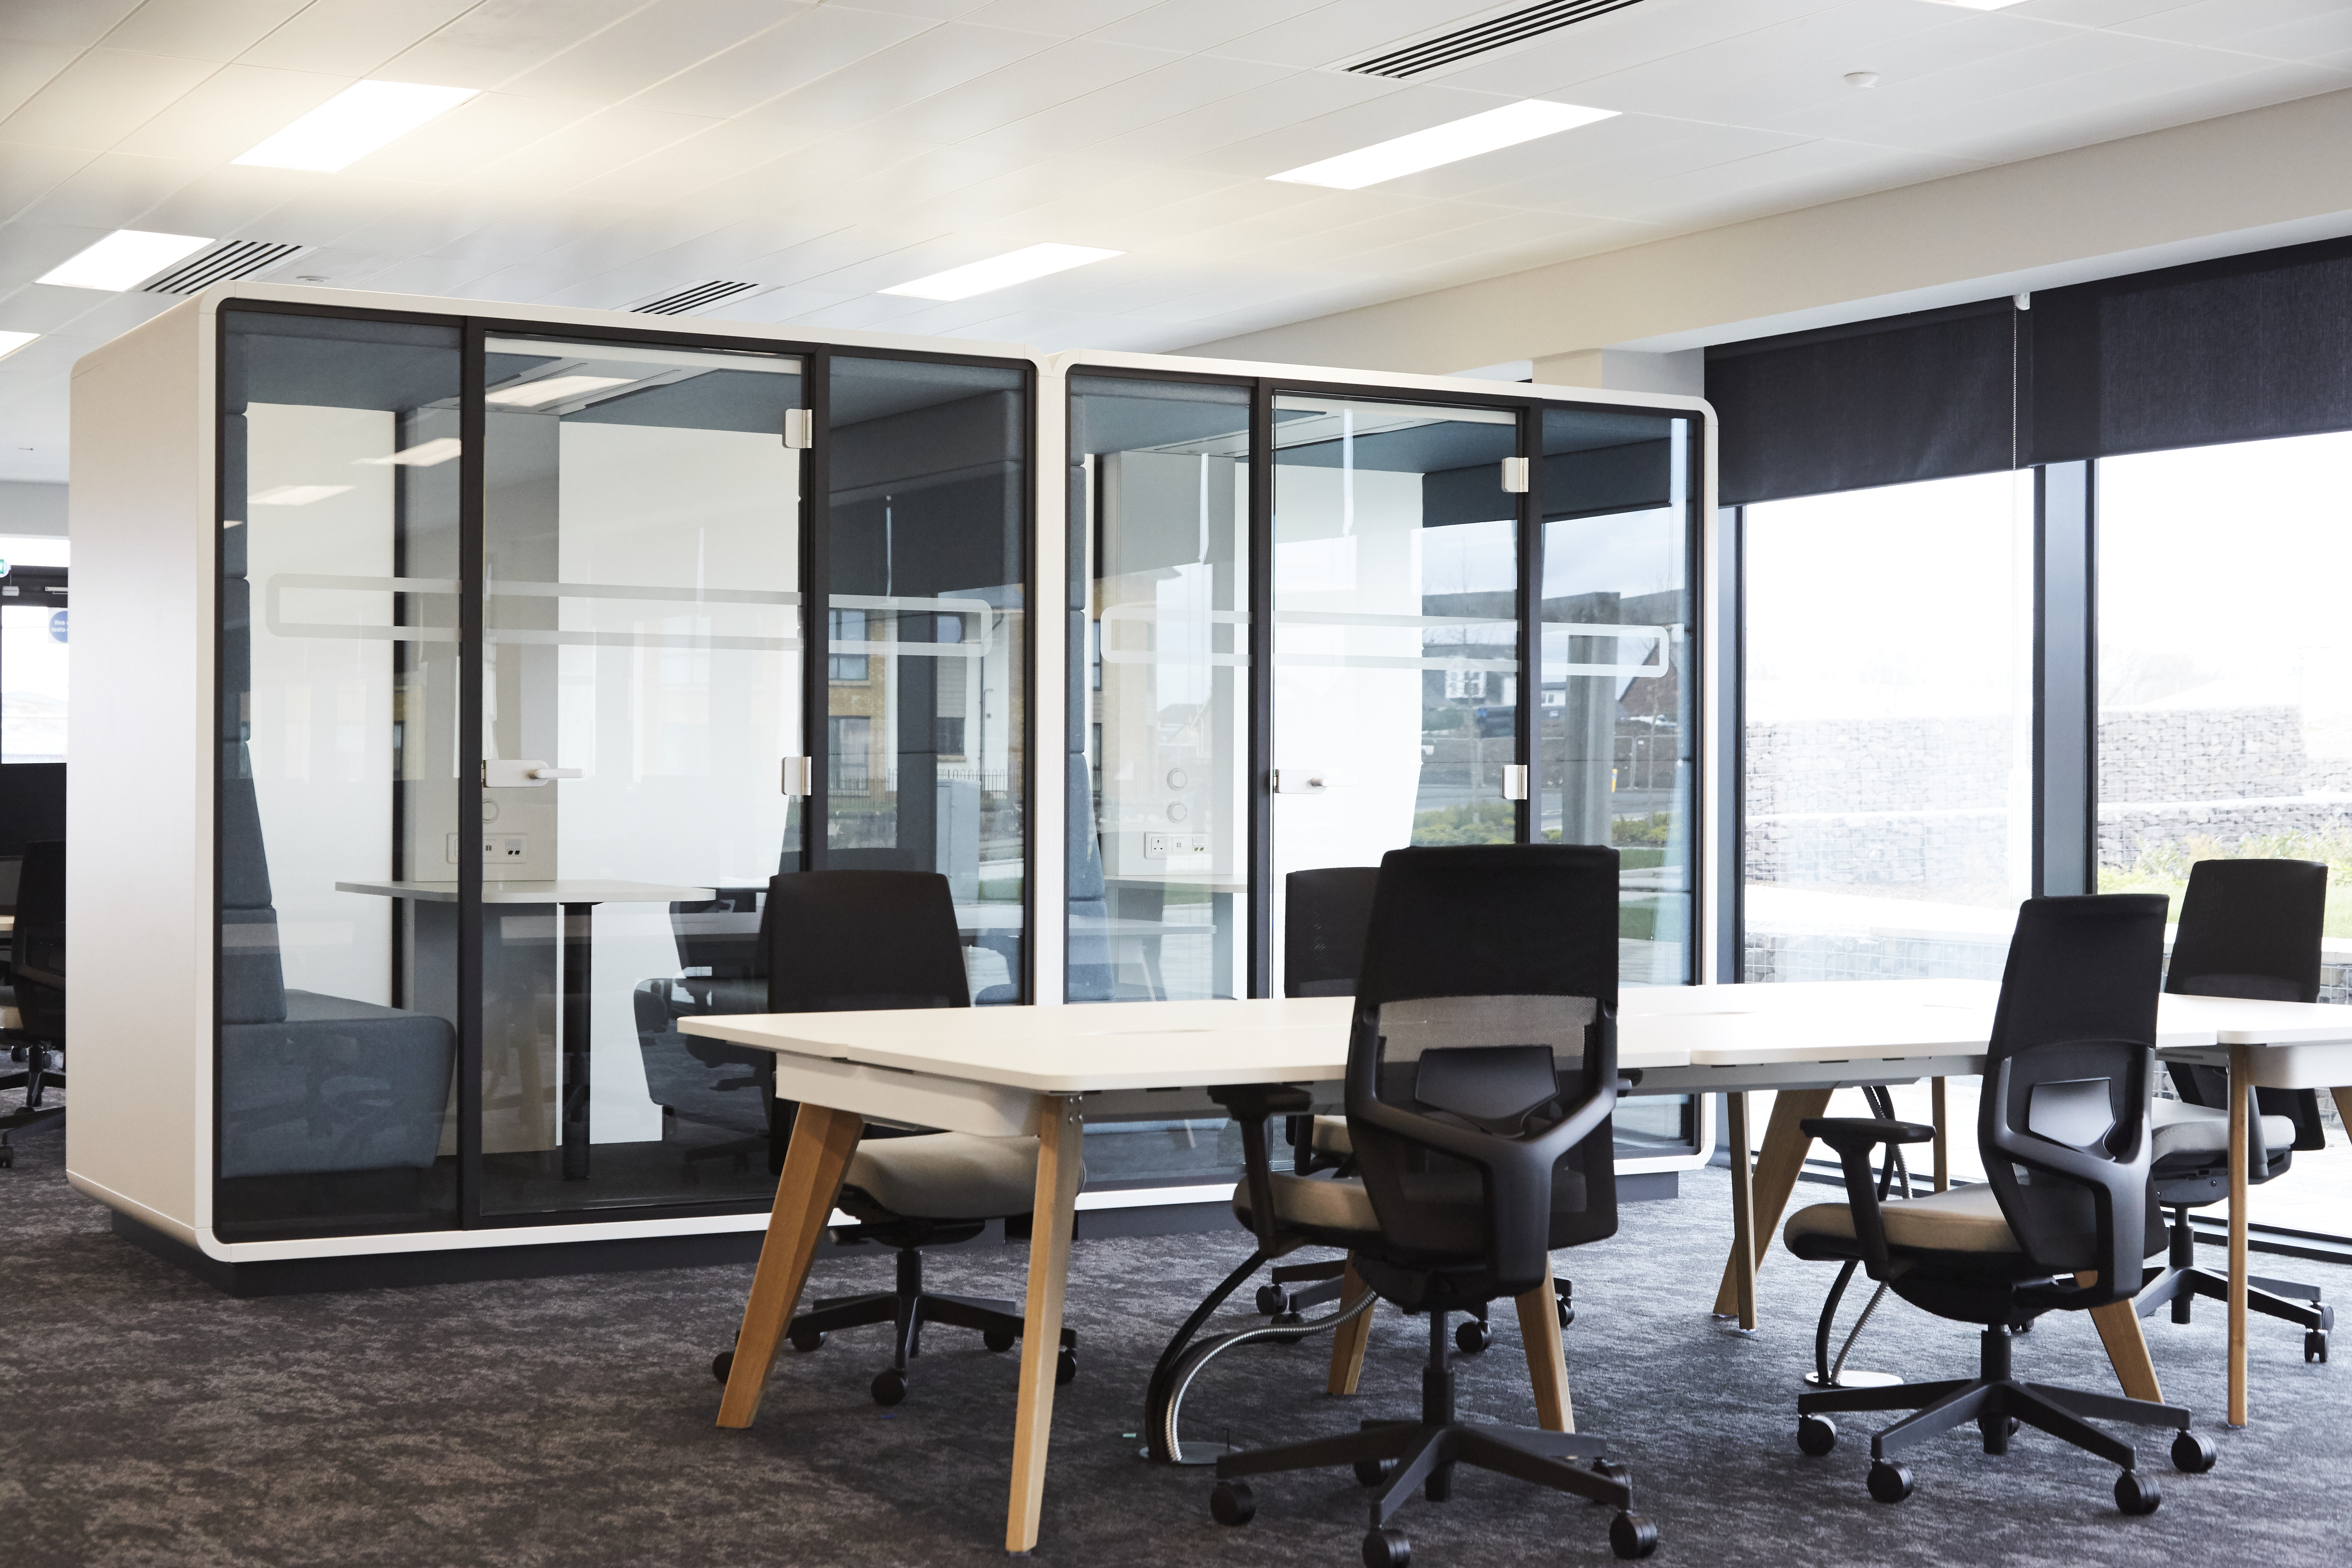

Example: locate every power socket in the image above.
[447,832,528,865]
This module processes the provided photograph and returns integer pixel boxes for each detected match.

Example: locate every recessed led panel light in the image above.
[234,81,479,172]
[1270,100,1619,190]
[358,438,463,467]
[251,484,354,506]
[484,375,634,408]
[0,331,37,362]
[881,243,1123,301]
[37,230,213,291]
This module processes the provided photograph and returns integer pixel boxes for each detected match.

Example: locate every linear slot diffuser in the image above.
[1349,0,1646,78]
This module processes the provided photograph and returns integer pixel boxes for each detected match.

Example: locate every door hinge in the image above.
[783,409,813,449]
[781,756,812,796]
[1500,456,1530,493]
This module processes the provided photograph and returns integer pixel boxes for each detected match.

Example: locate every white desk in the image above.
[685,981,2352,1548]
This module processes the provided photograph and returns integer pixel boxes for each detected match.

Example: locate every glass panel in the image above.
[1742,472,2034,984]
[216,310,463,1238]
[1067,375,1251,1008]
[1540,407,1695,986]
[480,335,804,1217]
[826,356,1027,1003]
[1270,394,1519,994]
[2097,432,2352,1235]
[1,567,68,764]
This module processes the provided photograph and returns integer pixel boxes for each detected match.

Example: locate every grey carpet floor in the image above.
[3,1112,2347,1567]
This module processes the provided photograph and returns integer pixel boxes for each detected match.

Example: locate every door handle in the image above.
[483,760,581,788]
[1273,768,1331,794]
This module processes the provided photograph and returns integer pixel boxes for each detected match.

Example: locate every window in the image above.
[1743,471,2034,984]
[828,714,872,792]
[828,607,868,681]
[2098,431,2352,1227]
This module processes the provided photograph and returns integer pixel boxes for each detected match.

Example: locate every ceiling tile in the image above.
[136,162,345,237]
[2,0,143,49]
[628,5,934,118]
[341,92,599,182]
[0,47,218,150]
[955,0,1162,34]
[111,63,351,162]
[10,150,208,230]
[104,0,311,62]
[1431,0,1842,98]
[1081,68,1403,166]
[234,0,478,76]
[2108,0,2352,51]
[740,22,1063,133]
[0,142,94,223]
[500,0,811,104]
[1169,79,1517,180]
[569,118,826,206]
[883,38,1186,147]
[1213,0,1529,70]
[956,53,1294,162]
[457,105,723,194]
[0,43,78,122]
[1088,0,1327,53]
[376,0,648,89]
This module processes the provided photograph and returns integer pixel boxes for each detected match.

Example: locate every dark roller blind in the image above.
[1705,300,2018,505]
[2029,233,2352,465]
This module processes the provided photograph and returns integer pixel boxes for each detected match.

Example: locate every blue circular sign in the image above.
[49,609,67,643]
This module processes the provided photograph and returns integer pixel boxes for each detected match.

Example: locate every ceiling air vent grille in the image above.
[1348,0,1646,78]
[634,280,758,315]
[144,240,308,294]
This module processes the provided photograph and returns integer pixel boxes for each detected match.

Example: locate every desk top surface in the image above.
[681,978,2352,1095]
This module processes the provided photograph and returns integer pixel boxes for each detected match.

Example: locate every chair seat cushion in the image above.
[1784,1184,2022,1256]
[841,1132,1048,1220]
[1310,1115,1350,1156]
[2151,1097,2298,1163]
[1231,1172,1380,1236]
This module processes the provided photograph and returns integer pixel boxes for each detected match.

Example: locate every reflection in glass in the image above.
[1541,407,1695,985]
[1068,375,1250,1005]
[1270,395,1518,993]
[827,356,1027,1003]
[1743,471,2033,983]
[478,335,804,1216]
[215,310,463,1237]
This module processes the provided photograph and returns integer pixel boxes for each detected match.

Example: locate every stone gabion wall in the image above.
[1749,704,2352,889]
[1742,929,2010,985]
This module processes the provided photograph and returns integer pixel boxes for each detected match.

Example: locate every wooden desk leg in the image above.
[1931,1077,1950,1193]
[2081,1274,2164,1403]
[1711,1087,1832,1322]
[717,1104,864,1429]
[1515,1261,1574,1433]
[2228,1044,2252,1429]
[1326,1257,1373,1397]
[1007,1096,1085,1555]
[2332,1087,2352,1145]
[1725,1092,1757,1331]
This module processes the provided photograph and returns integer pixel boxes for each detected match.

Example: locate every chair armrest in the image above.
[1209,1083,1314,1253]
[1799,1117,1935,1155]
[1797,1119,1931,1276]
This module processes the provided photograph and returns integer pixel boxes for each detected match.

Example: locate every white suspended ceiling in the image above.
[3,0,2350,482]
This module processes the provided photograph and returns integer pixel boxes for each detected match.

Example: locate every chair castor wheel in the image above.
[1557,1301,1574,1330]
[2170,1430,2217,1474]
[1361,1525,1409,1568]
[1455,1317,1494,1353]
[1354,1456,1398,1487]
[1255,1284,1288,1316]
[788,1326,825,1353]
[1057,1348,1078,1386]
[870,1367,907,1406]
[2115,1467,2162,1514]
[2307,1329,2329,1364]
[983,1326,1017,1353]
[1210,1480,1255,1527]
[1867,1460,1914,1504]
[710,1349,734,1385]
[1797,1415,1838,1456]
[1609,1512,1659,1561]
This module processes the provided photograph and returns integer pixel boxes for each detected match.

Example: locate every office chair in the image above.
[2136,858,2334,1362]
[633,885,790,1180]
[1209,844,1659,1564]
[707,871,1078,1407]
[1785,894,2215,1513]
[0,841,65,1169]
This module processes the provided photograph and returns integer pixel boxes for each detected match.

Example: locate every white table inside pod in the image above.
[337,878,713,1180]
[680,981,2173,1553]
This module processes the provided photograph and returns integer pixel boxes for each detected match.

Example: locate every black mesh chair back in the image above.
[1344,844,1620,1297]
[2165,858,2328,1149]
[766,870,969,1013]
[1284,867,1381,998]
[672,887,768,981]
[1978,894,2166,1301]
[13,839,64,1041]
